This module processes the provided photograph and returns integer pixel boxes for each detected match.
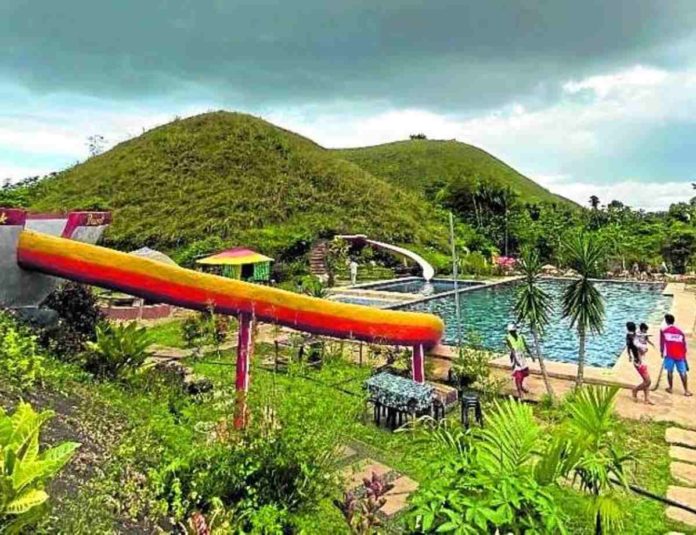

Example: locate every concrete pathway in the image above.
[338,446,419,519]
[665,427,696,527]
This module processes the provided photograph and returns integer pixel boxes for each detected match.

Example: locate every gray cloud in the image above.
[3,0,695,111]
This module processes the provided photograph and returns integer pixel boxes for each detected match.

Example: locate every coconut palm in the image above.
[514,249,555,401]
[561,234,606,388]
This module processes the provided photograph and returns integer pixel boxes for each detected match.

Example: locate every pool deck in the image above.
[430,282,696,428]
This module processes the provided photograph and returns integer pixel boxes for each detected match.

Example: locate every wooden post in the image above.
[412,344,425,384]
[234,312,255,429]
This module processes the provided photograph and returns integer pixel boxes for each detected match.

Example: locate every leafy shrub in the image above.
[154,395,346,533]
[40,282,104,359]
[85,322,152,379]
[0,402,80,533]
[302,278,328,298]
[450,336,504,401]
[181,310,233,357]
[407,401,565,533]
[0,311,44,388]
[459,251,491,277]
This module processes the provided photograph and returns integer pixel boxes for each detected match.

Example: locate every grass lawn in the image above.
[146,318,187,348]
[2,337,693,534]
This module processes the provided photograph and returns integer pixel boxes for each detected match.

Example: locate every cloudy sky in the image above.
[2,0,696,210]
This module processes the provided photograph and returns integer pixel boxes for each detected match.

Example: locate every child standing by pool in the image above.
[626,322,653,404]
[506,323,532,399]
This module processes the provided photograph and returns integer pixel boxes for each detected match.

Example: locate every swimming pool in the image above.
[402,279,672,367]
[329,295,396,308]
[357,278,483,296]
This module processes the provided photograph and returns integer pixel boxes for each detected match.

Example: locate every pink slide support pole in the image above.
[412,344,425,384]
[234,312,255,429]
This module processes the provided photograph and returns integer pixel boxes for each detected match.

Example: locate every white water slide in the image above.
[337,234,435,281]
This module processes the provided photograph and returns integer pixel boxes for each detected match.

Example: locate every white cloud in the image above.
[2,64,695,211]
[535,175,693,212]
[0,164,57,182]
[562,65,669,98]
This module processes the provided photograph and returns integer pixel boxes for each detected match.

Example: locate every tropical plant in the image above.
[84,321,152,379]
[556,386,633,534]
[515,249,555,401]
[0,402,80,533]
[335,472,394,535]
[407,401,566,534]
[561,234,606,387]
[303,278,329,299]
[0,311,45,388]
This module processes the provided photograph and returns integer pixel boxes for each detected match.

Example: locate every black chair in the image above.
[432,398,446,421]
[460,393,483,428]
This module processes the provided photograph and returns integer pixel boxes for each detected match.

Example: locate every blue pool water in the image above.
[403,280,672,367]
[359,278,482,296]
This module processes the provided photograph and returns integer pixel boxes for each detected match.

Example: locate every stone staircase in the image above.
[665,427,696,528]
[309,241,328,277]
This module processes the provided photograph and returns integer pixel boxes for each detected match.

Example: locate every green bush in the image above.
[85,322,152,379]
[459,251,492,277]
[39,282,104,359]
[0,402,80,533]
[0,311,45,388]
[407,401,566,533]
[181,310,233,357]
[154,385,350,533]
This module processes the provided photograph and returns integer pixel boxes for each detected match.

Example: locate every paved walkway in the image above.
[665,427,696,527]
[338,444,419,519]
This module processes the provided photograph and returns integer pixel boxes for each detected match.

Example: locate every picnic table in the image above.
[364,372,435,429]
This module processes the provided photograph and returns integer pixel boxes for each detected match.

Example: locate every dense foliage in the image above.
[407,402,566,534]
[4,113,694,276]
[0,311,45,388]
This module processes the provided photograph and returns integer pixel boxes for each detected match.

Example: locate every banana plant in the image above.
[0,402,80,533]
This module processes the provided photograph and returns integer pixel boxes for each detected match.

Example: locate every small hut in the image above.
[196,248,273,283]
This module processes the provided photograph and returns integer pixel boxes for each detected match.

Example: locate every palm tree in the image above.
[561,386,633,534]
[561,234,606,388]
[514,249,555,401]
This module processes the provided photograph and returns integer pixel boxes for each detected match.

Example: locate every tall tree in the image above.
[514,249,555,401]
[589,195,600,210]
[561,234,606,387]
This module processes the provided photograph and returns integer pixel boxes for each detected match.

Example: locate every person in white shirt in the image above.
[349,259,359,285]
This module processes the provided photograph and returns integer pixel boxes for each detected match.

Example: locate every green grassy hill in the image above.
[334,139,574,206]
[30,112,452,260]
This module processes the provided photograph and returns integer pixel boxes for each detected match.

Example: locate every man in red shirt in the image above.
[661,314,691,397]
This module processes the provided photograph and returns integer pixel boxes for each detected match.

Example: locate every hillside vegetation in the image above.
[30,112,453,259]
[335,139,574,206]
